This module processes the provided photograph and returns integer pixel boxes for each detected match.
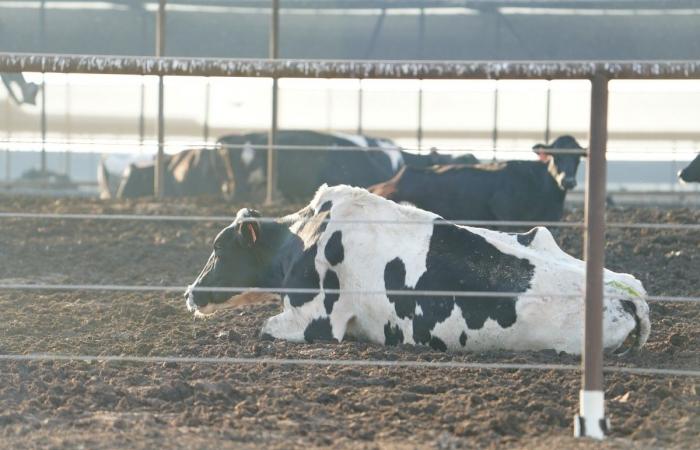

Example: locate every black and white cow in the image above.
[185,185,649,355]
[678,154,700,183]
[218,130,402,202]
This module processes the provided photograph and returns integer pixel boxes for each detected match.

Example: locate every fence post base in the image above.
[574,389,608,439]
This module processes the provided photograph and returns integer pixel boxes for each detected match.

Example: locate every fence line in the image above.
[1,283,697,303]
[0,353,697,378]
[0,139,588,155]
[3,138,696,157]
[1,211,699,231]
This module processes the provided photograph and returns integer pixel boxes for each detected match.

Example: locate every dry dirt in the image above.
[0,195,698,449]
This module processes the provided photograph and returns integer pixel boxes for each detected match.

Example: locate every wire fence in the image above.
[0,353,697,378]
[0,283,698,304]
[1,211,700,231]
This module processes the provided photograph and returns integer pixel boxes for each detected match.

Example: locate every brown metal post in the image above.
[155,0,166,198]
[492,84,498,161]
[575,71,609,440]
[203,78,211,144]
[40,73,46,174]
[544,83,551,143]
[417,82,423,153]
[266,0,280,205]
[357,79,363,135]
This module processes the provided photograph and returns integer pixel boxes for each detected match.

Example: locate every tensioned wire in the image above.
[0,283,697,303]
[0,353,697,378]
[1,211,699,230]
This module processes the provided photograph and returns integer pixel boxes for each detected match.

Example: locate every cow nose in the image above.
[562,178,577,190]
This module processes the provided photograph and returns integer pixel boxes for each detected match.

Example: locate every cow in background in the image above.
[369,135,585,222]
[98,147,233,199]
[218,130,401,202]
[678,154,700,183]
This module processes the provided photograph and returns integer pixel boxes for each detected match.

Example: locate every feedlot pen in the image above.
[0,196,698,449]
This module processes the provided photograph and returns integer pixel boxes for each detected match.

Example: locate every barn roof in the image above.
[1,0,699,61]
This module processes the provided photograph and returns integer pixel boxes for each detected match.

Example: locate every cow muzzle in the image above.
[561,177,577,190]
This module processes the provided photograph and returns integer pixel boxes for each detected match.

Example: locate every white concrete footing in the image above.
[574,390,609,439]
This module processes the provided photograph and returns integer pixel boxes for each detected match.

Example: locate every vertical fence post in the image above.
[40,73,47,174]
[575,70,609,440]
[155,0,166,198]
[492,83,499,161]
[4,94,10,183]
[544,82,551,144]
[417,81,423,153]
[203,77,211,144]
[64,79,71,177]
[266,0,280,205]
[357,79,363,135]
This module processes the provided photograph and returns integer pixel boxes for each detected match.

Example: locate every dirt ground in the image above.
[0,195,698,449]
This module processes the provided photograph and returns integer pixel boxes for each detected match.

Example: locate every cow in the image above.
[98,147,234,199]
[678,154,700,183]
[185,184,650,355]
[218,130,402,202]
[369,135,584,222]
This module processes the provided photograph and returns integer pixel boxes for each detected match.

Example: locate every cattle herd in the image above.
[96,130,699,355]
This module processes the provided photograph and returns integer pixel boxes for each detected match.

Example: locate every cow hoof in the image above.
[260,332,276,341]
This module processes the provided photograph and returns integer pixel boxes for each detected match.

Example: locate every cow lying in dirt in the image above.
[185,185,650,355]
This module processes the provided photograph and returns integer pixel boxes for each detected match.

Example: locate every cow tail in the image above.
[633,295,651,351]
[620,294,650,352]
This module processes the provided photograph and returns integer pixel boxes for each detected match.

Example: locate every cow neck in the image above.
[255,220,298,289]
[544,160,568,199]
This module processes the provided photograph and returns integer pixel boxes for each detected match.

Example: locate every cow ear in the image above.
[235,209,262,247]
[237,220,260,247]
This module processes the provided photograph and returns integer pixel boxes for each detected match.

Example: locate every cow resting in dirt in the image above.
[185,185,650,355]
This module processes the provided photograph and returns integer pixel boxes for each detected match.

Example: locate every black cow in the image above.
[678,154,700,183]
[369,135,584,221]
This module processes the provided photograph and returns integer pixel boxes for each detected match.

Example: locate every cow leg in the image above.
[260,297,353,343]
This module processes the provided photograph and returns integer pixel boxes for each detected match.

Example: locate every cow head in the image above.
[678,154,700,183]
[533,135,585,191]
[185,208,264,315]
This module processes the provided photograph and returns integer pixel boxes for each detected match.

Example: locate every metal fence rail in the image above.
[2,53,700,80]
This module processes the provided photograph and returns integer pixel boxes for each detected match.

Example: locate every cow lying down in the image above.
[185,185,650,355]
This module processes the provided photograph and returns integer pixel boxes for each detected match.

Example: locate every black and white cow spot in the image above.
[459,331,468,347]
[323,269,340,314]
[384,257,416,320]
[385,222,535,350]
[304,317,335,342]
[285,244,320,307]
[384,321,404,346]
[324,231,344,266]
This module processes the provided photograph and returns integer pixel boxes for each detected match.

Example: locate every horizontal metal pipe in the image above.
[2,53,700,79]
